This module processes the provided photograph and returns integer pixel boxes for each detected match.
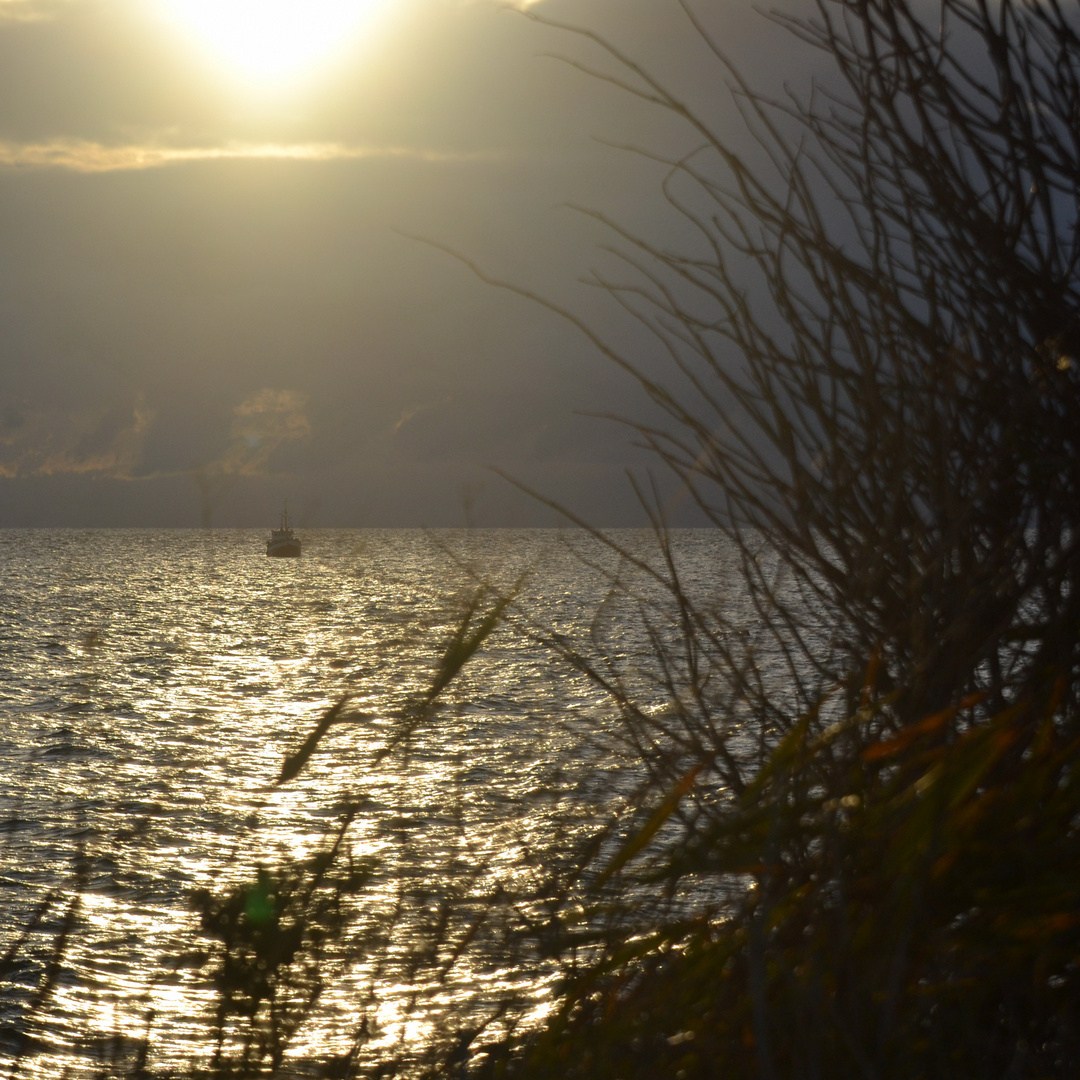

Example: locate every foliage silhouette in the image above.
[463,1,1080,1077]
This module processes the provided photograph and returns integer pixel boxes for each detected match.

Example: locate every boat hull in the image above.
[266,508,301,556]
[266,539,301,557]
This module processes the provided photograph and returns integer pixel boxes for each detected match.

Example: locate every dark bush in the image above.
[476,2,1080,1077]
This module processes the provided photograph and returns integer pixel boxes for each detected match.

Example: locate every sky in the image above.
[0,0,797,527]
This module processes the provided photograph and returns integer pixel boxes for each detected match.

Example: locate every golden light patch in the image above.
[150,0,388,85]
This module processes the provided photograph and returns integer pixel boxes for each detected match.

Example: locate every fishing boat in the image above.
[266,507,301,557]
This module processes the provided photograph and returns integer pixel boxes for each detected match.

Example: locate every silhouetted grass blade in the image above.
[277,695,349,786]
[426,581,522,704]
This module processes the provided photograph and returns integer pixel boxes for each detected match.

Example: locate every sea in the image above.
[0,527,735,1077]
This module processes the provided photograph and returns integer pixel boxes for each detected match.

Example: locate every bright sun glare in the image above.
[154,0,387,84]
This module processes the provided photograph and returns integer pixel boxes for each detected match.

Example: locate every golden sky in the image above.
[0,0,784,526]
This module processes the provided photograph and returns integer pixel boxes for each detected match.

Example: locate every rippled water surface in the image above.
[0,528,729,1075]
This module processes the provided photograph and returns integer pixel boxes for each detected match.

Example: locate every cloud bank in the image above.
[0,394,155,479]
[0,138,491,172]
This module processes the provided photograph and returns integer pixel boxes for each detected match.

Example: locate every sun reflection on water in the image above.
[0,527,729,1075]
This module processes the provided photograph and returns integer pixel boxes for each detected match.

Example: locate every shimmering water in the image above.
[0,528,728,1076]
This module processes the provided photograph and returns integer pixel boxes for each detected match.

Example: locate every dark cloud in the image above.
[0,392,152,478]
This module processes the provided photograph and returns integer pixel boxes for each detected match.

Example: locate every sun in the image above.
[152,0,388,85]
